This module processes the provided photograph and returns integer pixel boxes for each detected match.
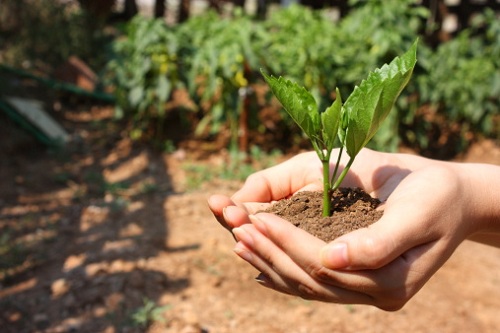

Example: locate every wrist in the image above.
[458,163,500,245]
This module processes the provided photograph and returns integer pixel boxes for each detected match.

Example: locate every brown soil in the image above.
[265,189,383,242]
[1,97,500,332]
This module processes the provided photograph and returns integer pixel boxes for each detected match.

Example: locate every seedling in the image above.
[262,40,418,217]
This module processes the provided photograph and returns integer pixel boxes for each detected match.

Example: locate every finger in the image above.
[237,183,324,215]
[233,240,292,295]
[207,194,235,229]
[321,166,457,270]
[320,204,431,270]
[238,202,273,215]
[208,195,267,229]
[250,213,327,264]
[249,213,413,294]
[235,221,374,304]
[319,239,454,311]
[232,228,301,296]
[231,152,322,203]
[223,205,251,229]
[240,217,421,311]
[248,213,359,291]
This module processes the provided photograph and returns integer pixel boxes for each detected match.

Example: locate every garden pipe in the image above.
[0,99,55,146]
[0,64,115,103]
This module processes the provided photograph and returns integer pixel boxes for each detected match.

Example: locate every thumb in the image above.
[320,204,432,270]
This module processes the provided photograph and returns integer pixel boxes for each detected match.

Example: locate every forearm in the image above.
[389,153,500,247]
[458,163,500,246]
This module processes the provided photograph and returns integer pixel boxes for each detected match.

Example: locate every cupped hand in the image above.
[208,149,411,230]
[207,151,322,231]
[208,148,499,310]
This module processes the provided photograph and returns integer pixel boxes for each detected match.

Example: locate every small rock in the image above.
[51,278,70,298]
[63,254,86,272]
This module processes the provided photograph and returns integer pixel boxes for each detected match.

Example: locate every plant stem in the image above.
[330,146,344,188]
[322,158,332,217]
[331,156,355,192]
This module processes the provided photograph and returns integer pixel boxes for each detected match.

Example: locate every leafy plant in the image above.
[102,1,497,158]
[411,8,500,150]
[262,41,417,216]
[105,15,180,141]
[176,10,261,150]
[1,0,110,71]
[131,298,171,328]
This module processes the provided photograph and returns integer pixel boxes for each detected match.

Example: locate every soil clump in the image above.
[265,188,383,242]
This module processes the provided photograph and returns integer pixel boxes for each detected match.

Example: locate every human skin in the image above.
[207,148,500,311]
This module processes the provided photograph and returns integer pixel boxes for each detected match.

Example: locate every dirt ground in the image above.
[1,103,500,333]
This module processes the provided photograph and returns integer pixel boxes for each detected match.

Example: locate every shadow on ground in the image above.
[0,100,193,332]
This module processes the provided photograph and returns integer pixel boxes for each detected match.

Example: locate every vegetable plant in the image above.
[262,40,418,217]
[176,10,261,151]
[105,15,179,141]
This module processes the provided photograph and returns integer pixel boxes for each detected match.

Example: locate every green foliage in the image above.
[411,9,500,148]
[1,0,110,71]
[260,73,321,141]
[105,16,179,140]
[258,5,337,102]
[175,10,260,145]
[342,41,417,157]
[263,42,417,216]
[131,298,171,328]
[103,1,499,156]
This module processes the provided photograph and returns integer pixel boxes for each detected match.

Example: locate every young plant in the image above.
[262,40,418,217]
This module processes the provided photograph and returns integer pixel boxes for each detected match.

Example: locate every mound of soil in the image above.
[265,188,383,242]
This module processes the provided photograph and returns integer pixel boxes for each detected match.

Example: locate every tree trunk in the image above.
[238,60,253,154]
[208,0,222,13]
[123,0,138,20]
[154,0,166,18]
[256,0,267,19]
[178,0,190,23]
[233,0,246,8]
[301,0,323,9]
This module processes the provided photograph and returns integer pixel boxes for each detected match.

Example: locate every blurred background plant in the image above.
[406,8,500,157]
[1,0,498,159]
[105,15,180,142]
[175,9,260,152]
[0,0,111,73]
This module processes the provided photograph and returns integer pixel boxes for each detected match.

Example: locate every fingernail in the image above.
[321,242,349,269]
[223,206,236,220]
[234,242,253,261]
[249,214,267,235]
[232,227,253,246]
[255,273,269,284]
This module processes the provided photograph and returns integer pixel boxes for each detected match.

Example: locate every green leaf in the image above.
[156,75,171,103]
[321,88,342,151]
[129,86,144,107]
[261,70,320,140]
[343,40,418,157]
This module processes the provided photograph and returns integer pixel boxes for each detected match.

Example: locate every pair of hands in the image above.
[208,148,499,311]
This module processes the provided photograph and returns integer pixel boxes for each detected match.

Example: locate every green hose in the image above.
[0,99,56,146]
[0,64,115,103]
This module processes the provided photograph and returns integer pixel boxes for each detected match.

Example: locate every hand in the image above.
[208,149,500,310]
[208,149,414,229]
[208,151,325,231]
